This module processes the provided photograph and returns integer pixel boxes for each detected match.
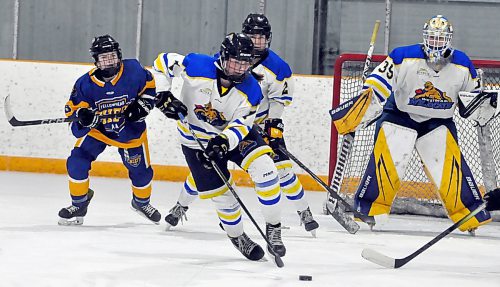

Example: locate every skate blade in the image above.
[58,217,84,226]
[310,229,317,238]
[165,223,174,231]
[130,207,160,225]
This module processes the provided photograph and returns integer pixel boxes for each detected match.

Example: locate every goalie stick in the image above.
[178,113,284,268]
[361,202,487,269]
[277,146,361,234]
[325,20,380,227]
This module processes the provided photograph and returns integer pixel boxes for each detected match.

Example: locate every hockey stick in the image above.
[178,113,284,268]
[4,95,76,126]
[325,20,380,225]
[276,145,359,233]
[361,202,487,269]
[4,94,120,127]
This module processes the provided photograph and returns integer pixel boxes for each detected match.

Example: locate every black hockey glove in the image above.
[125,98,153,122]
[196,150,213,170]
[205,134,229,161]
[76,108,99,128]
[264,118,284,149]
[155,91,188,120]
[484,188,500,211]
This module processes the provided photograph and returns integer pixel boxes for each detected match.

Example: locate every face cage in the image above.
[95,51,121,71]
[423,30,452,62]
[246,32,271,56]
[222,57,252,83]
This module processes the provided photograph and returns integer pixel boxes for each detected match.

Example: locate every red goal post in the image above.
[329,53,500,216]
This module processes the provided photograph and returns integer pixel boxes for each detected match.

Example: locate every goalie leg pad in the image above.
[354,121,417,216]
[416,125,491,231]
[331,88,383,135]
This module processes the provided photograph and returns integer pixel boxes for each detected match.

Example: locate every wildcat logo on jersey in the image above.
[194,102,227,126]
[238,140,257,157]
[95,95,129,133]
[409,81,453,109]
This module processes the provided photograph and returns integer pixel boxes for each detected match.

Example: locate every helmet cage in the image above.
[219,33,254,83]
[90,35,122,77]
[422,16,453,63]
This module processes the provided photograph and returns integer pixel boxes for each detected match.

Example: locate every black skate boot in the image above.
[131,200,161,224]
[164,202,189,230]
[229,232,265,261]
[58,189,94,226]
[266,223,286,257]
[297,207,319,236]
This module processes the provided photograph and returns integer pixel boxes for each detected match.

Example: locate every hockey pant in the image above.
[66,134,154,207]
[181,135,281,237]
[177,127,309,212]
[354,112,491,231]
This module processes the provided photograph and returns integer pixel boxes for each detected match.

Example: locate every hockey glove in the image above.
[196,150,213,170]
[125,98,153,122]
[156,91,188,120]
[264,118,284,149]
[484,188,500,211]
[205,134,229,161]
[76,108,99,128]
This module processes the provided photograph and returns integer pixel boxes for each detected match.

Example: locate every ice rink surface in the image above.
[0,171,499,287]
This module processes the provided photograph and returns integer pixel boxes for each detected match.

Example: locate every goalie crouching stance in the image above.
[332,15,493,232]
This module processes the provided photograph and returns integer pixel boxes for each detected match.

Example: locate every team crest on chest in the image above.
[409,81,453,110]
[95,95,129,133]
[194,102,227,126]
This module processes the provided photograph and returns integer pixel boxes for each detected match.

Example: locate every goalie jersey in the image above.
[152,52,263,151]
[65,59,156,147]
[365,44,480,122]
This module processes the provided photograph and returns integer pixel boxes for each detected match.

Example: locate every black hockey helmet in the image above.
[242,13,272,56]
[89,34,122,77]
[219,33,254,83]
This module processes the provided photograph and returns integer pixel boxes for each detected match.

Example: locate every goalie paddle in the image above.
[326,20,380,226]
[361,202,487,269]
[277,146,360,234]
[178,113,284,268]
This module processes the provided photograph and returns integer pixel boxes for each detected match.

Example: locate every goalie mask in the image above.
[242,13,272,58]
[90,34,122,78]
[422,15,454,64]
[218,33,254,84]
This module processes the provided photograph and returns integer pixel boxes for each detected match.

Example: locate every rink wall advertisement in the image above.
[0,59,333,191]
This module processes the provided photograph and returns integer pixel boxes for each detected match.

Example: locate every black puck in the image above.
[299,275,312,281]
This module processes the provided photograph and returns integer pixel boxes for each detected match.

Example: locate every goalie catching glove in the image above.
[155,91,188,120]
[458,90,499,126]
[330,88,384,135]
[264,118,284,149]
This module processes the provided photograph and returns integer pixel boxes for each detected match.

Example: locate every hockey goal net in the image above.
[329,53,500,217]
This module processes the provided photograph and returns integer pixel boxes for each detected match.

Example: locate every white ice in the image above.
[0,171,499,287]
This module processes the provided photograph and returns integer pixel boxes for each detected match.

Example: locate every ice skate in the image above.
[164,202,189,230]
[297,207,319,237]
[229,232,265,261]
[131,200,161,224]
[266,222,286,257]
[58,189,94,226]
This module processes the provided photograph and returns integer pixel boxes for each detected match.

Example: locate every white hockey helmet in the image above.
[422,15,453,63]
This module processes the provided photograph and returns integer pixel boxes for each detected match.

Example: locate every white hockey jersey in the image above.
[152,52,262,151]
[251,50,294,124]
[365,44,480,122]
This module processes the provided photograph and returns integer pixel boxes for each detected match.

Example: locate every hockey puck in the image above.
[299,275,312,281]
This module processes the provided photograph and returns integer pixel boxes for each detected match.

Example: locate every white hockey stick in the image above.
[361,202,487,268]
